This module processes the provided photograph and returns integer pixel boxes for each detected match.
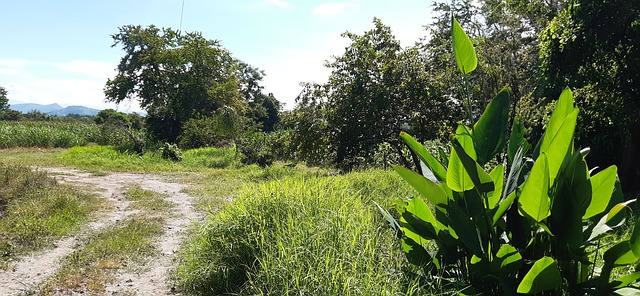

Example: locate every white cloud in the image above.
[312,2,357,16]
[0,58,142,113]
[264,0,290,8]
[55,60,116,80]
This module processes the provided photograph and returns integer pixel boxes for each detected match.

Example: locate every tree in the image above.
[0,86,10,114]
[236,62,282,132]
[539,0,640,193]
[104,25,245,142]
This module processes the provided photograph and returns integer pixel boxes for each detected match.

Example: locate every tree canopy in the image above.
[104,25,276,143]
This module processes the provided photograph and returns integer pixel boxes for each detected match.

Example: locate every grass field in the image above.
[1,145,636,295]
[0,146,434,294]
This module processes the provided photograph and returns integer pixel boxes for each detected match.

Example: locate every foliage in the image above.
[175,170,430,295]
[236,62,282,132]
[178,106,245,149]
[0,86,10,115]
[237,132,274,167]
[160,142,182,162]
[539,0,640,194]
[105,25,246,143]
[293,19,461,169]
[236,130,296,168]
[285,84,333,166]
[379,16,640,295]
[94,109,146,153]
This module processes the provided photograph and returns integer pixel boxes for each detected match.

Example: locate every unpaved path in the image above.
[0,167,202,295]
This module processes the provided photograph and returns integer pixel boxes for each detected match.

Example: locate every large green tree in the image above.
[104,25,245,142]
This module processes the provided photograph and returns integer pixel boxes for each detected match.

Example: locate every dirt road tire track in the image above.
[0,168,202,295]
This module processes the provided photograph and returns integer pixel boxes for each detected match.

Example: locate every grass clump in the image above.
[125,184,173,213]
[175,169,428,295]
[0,164,99,267]
[40,217,163,294]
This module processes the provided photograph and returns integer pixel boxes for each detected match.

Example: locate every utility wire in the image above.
[179,0,185,33]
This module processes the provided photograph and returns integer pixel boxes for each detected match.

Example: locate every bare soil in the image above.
[0,167,202,295]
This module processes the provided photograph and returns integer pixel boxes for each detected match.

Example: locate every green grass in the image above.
[0,121,102,148]
[54,146,242,173]
[39,216,164,294]
[125,184,173,213]
[0,164,100,268]
[175,169,431,295]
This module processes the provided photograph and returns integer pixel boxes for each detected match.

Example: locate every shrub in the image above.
[160,142,182,162]
[175,170,426,295]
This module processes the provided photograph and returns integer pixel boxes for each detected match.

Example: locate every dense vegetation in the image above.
[0,0,638,294]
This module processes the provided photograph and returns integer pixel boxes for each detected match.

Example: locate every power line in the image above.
[179,0,185,33]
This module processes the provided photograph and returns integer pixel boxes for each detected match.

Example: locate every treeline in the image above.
[1,0,637,192]
[286,0,639,193]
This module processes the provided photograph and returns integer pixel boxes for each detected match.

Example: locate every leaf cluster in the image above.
[379,16,640,295]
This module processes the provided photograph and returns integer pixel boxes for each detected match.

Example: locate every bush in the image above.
[175,170,428,295]
[160,142,182,162]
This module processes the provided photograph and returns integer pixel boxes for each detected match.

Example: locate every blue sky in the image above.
[0,1,434,112]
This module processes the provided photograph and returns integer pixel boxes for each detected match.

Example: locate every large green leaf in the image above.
[451,15,477,74]
[392,165,449,205]
[508,116,529,165]
[473,88,510,165]
[401,235,432,266]
[490,244,523,276]
[584,165,618,219]
[539,89,579,183]
[451,139,494,193]
[548,88,575,136]
[445,204,484,256]
[400,132,447,183]
[488,164,504,209]
[454,124,476,159]
[373,200,400,234]
[630,218,640,258]
[604,240,636,267]
[447,144,474,192]
[613,287,640,296]
[518,153,551,222]
[493,190,517,225]
[517,257,562,294]
[404,197,439,231]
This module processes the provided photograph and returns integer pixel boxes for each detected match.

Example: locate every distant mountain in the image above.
[10,103,63,114]
[46,105,101,116]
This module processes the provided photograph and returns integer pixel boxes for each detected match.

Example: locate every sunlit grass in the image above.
[174,169,431,295]
[0,164,101,268]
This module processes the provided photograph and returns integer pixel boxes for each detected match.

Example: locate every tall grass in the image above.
[175,169,430,295]
[0,121,99,148]
[0,164,100,267]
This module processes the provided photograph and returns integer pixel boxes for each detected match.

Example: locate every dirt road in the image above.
[0,168,201,295]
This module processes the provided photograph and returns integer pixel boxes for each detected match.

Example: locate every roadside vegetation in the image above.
[0,164,100,269]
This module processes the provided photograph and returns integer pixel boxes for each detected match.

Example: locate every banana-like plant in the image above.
[377,14,640,295]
